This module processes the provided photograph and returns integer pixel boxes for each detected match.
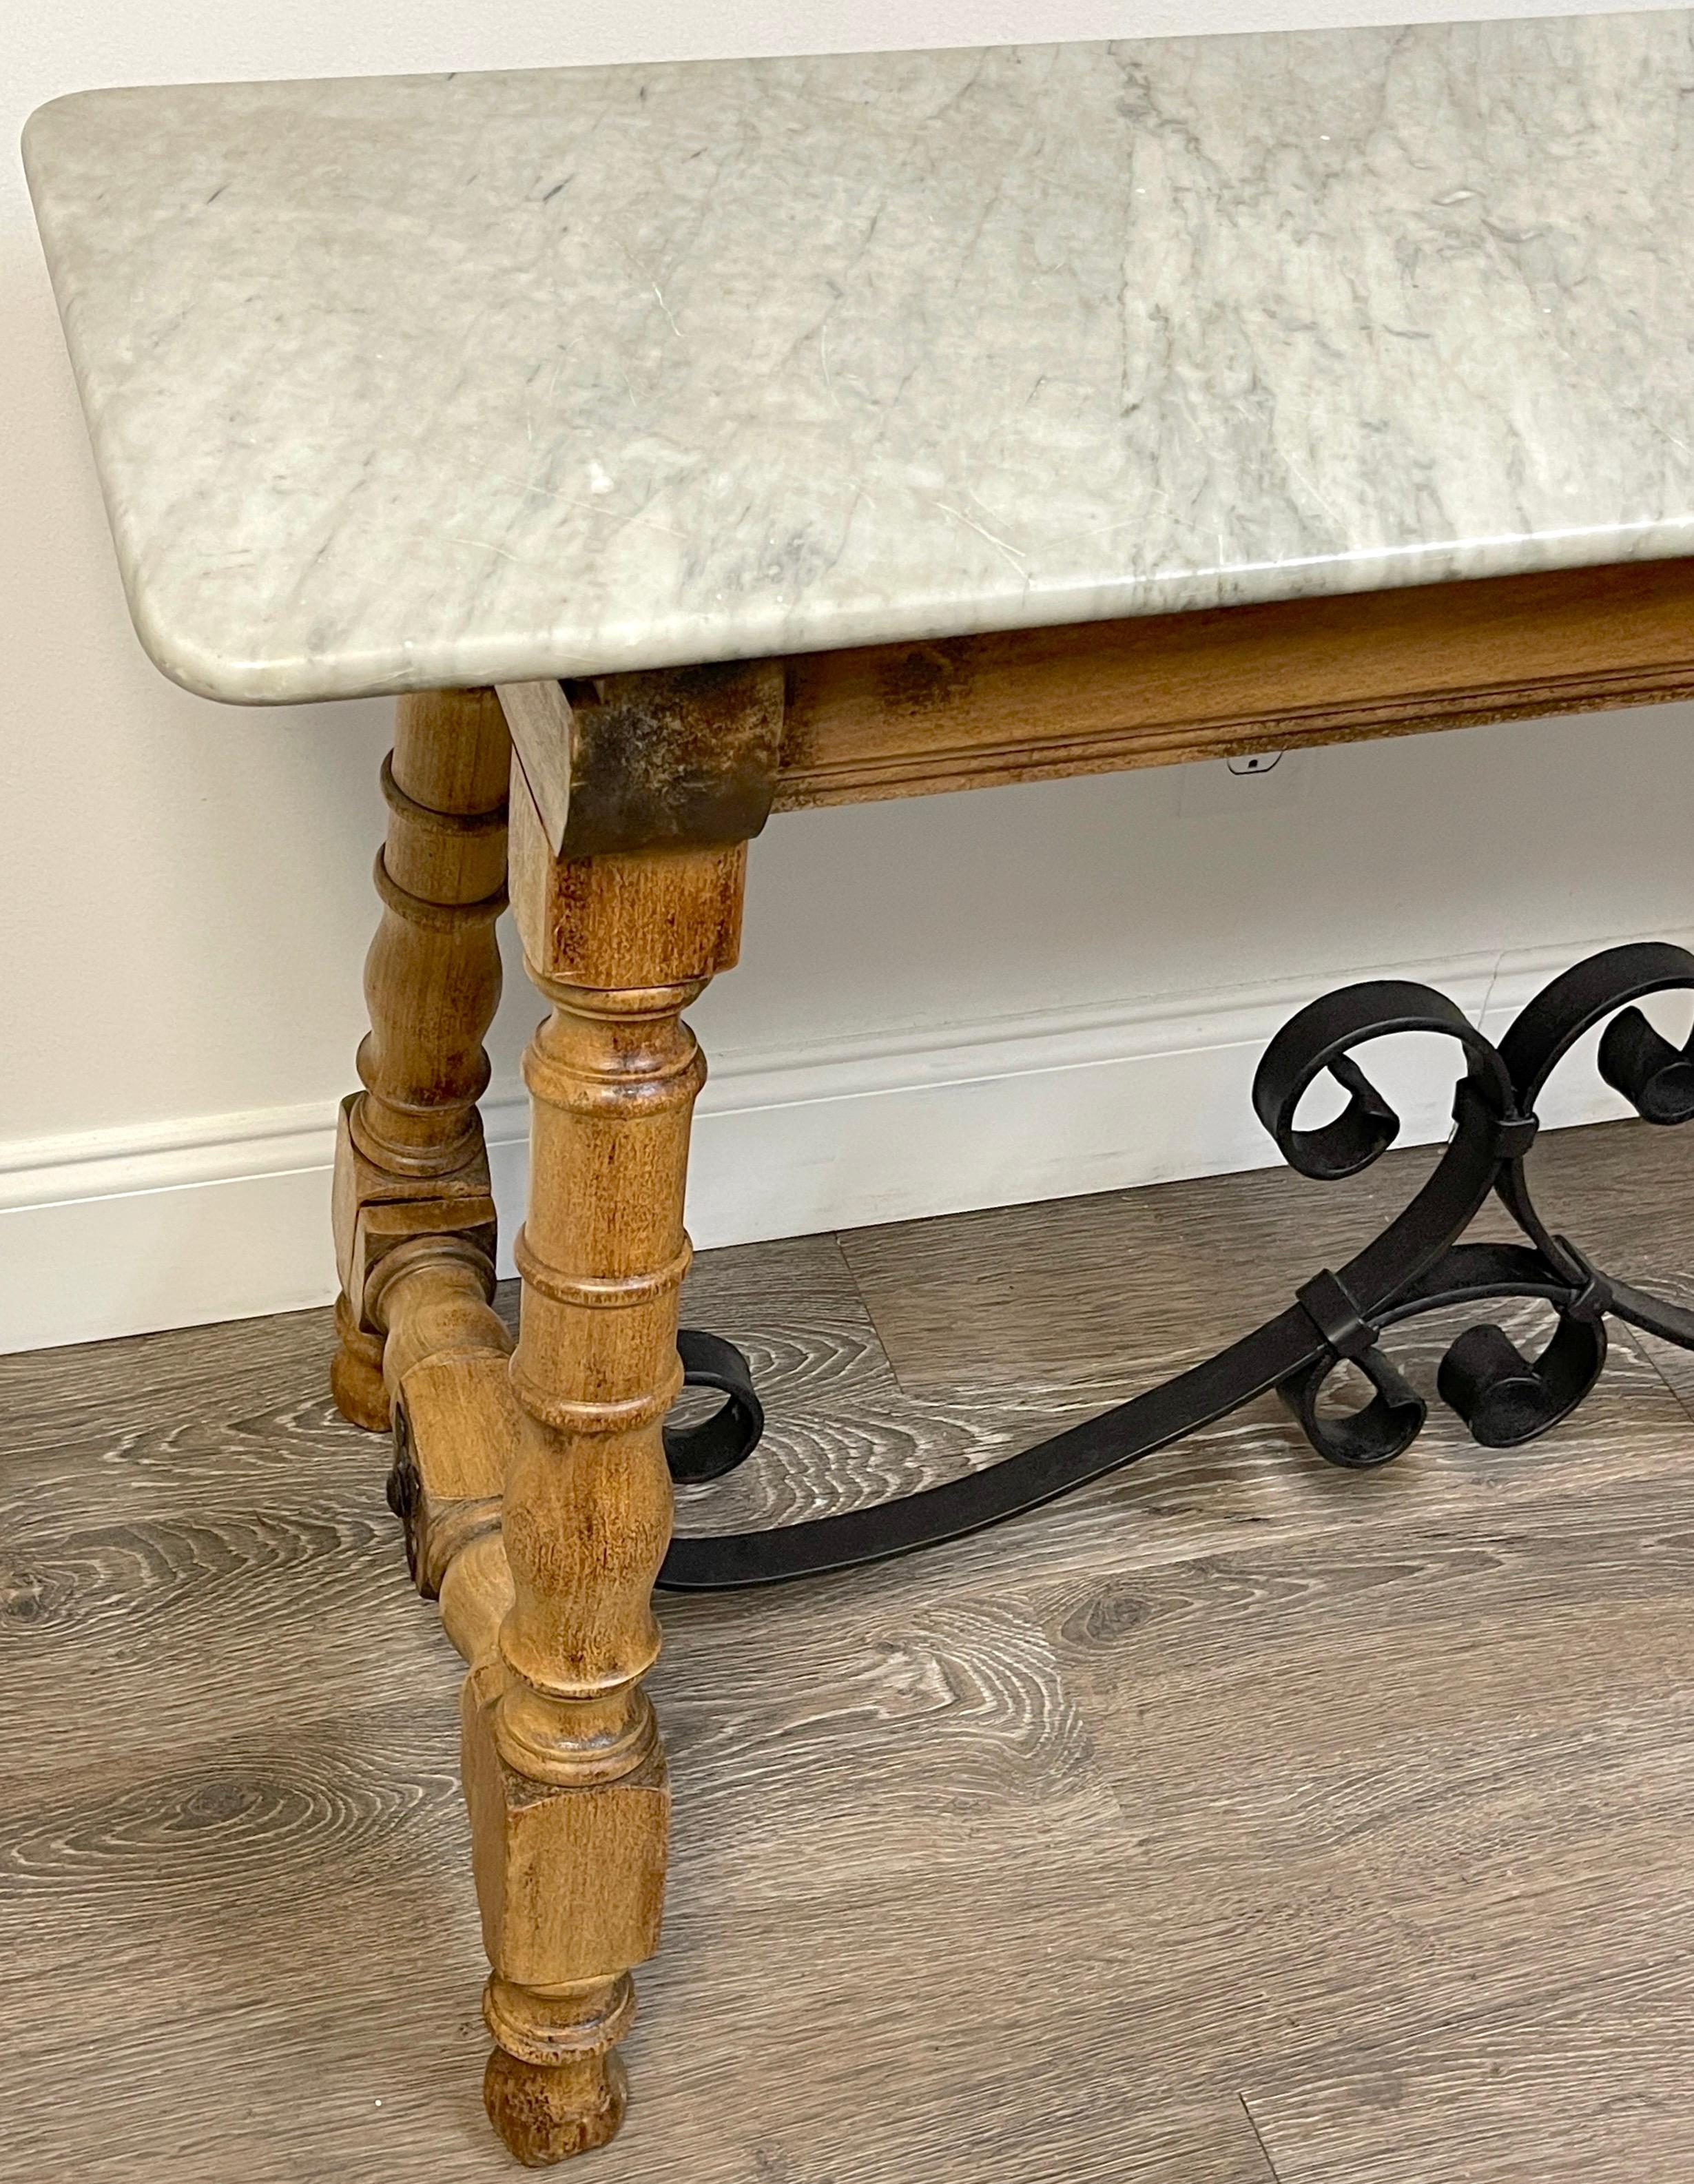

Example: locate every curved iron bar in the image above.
[663,1328,766,1483]
[659,942,1694,1591]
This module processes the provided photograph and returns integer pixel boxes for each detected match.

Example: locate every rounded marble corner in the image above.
[121,584,347,708]
[21,87,105,178]
[21,90,70,156]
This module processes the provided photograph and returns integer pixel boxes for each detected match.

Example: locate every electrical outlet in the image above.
[1176,746,1312,816]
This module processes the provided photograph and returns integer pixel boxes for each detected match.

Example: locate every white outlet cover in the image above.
[1175,746,1312,817]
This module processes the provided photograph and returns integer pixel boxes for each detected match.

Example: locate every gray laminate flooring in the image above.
[4,1117,1692,2182]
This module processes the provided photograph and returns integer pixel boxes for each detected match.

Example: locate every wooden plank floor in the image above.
[3,1117,1693,2181]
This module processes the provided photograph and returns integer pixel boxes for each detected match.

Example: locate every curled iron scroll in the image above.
[659,943,1694,1591]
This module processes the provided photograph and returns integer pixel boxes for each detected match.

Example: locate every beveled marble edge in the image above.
[24,18,1694,704]
[118,522,1694,706]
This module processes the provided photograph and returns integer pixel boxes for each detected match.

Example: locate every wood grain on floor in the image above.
[1,1116,1691,2182]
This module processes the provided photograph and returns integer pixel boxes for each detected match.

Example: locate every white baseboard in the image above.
[3,932,1683,1355]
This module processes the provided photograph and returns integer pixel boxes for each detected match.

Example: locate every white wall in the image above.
[4,0,1687,1352]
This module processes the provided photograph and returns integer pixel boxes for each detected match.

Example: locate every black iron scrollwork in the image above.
[662,1328,766,1483]
[659,942,1694,1591]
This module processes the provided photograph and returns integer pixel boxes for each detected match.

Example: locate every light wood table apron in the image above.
[25,12,1694,2163]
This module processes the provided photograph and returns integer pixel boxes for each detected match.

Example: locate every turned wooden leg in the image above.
[330,687,510,1432]
[465,770,748,2163]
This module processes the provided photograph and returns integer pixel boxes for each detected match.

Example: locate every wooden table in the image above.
[24,11,1694,2165]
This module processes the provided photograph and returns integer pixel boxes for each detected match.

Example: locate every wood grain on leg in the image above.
[468,765,747,2164]
[329,687,510,1431]
[376,1245,515,1598]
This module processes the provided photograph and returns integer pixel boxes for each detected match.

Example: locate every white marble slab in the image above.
[23,13,1694,704]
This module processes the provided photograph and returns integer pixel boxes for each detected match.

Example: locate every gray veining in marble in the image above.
[23,12,1694,703]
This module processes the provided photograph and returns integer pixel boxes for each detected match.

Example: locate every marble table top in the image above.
[23,11,1694,705]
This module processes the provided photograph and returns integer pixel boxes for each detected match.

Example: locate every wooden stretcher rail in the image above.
[775,557,1694,808]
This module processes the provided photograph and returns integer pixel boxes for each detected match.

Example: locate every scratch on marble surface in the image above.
[819,321,843,415]
[934,501,1029,575]
[448,535,524,562]
[484,468,687,537]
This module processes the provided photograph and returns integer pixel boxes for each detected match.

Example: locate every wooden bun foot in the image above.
[484,2048,627,2167]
